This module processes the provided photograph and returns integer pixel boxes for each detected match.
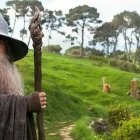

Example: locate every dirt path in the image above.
[47,122,75,140]
[59,124,75,140]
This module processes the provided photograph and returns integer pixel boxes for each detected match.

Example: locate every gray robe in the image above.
[0,94,37,140]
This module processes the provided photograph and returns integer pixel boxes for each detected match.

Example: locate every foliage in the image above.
[86,47,105,56]
[108,105,130,129]
[112,117,140,140]
[6,0,44,40]
[43,45,62,54]
[135,48,140,65]
[112,11,140,61]
[109,50,125,58]
[93,22,119,55]
[109,59,117,67]
[0,8,12,32]
[66,5,100,56]
[65,46,104,57]
[0,8,10,25]
[91,10,140,63]
[6,0,44,12]
[109,59,139,73]
[72,117,103,140]
[89,55,108,63]
[91,118,109,134]
[65,46,81,56]
[41,9,65,46]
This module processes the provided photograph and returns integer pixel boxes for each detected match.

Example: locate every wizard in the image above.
[0,14,47,140]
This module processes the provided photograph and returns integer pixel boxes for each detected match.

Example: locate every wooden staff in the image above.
[29,6,45,140]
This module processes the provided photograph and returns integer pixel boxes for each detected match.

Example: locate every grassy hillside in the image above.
[16,50,140,139]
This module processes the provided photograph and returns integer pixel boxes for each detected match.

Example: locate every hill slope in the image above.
[16,51,140,139]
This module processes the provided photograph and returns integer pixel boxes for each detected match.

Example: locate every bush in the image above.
[65,46,105,57]
[89,55,108,63]
[109,59,117,67]
[120,54,127,61]
[65,46,81,56]
[72,117,104,140]
[118,61,134,72]
[109,59,139,73]
[90,48,105,56]
[109,50,124,58]
[43,45,62,53]
[112,118,140,140]
[91,118,109,134]
[126,63,137,72]
[108,105,130,129]
[136,48,140,65]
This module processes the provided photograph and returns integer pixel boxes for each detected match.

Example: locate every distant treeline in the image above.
[1,1,140,64]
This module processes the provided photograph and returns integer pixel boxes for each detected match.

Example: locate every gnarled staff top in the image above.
[29,6,44,48]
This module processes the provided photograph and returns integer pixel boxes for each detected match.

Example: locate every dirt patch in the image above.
[60,124,75,140]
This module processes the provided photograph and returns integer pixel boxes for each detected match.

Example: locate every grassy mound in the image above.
[16,50,140,139]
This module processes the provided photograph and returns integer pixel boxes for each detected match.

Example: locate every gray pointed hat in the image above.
[0,14,28,61]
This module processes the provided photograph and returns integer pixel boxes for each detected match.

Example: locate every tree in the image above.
[63,34,78,47]
[0,8,12,32]
[41,9,65,47]
[93,22,119,57]
[6,0,44,40]
[66,5,100,57]
[130,12,140,64]
[112,11,138,61]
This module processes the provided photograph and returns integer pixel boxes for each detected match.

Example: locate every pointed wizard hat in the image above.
[0,14,28,61]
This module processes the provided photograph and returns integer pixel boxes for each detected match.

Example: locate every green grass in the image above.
[16,50,140,139]
[71,116,109,140]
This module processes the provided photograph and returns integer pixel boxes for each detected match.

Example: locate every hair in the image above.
[0,36,24,95]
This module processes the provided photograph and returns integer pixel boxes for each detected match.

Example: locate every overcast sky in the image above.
[46,0,140,21]
[1,0,140,53]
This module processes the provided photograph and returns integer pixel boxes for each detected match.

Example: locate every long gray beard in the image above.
[0,55,24,95]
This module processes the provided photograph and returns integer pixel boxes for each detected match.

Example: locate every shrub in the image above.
[72,117,104,140]
[90,48,105,56]
[120,61,137,72]
[65,46,105,56]
[109,59,117,67]
[109,50,124,58]
[112,118,140,140]
[120,54,128,61]
[126,63,137,72]
[109,59,139,73]
[65,46,81,56]
[72,117,95,140]
[91,118,109,134]
[117,60,126,71]
[43,45,62,53]
[95,61,103,67]
[136,48,140,65]
[108,105,130,129]
[89,55,108,63]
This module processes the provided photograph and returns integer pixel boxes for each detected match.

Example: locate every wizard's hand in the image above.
[39,92,47,109]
